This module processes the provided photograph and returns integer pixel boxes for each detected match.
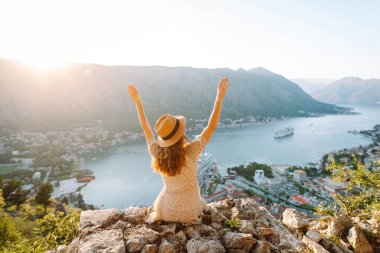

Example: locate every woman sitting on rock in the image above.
[128,78,230,224]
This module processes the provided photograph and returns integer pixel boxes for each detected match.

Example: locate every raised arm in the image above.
[128,84,154,143]
[201,78,230,143]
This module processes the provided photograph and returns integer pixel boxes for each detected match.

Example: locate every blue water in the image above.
[82,104,380,208]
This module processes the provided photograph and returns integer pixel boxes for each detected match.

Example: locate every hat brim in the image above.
[156,116,186,148]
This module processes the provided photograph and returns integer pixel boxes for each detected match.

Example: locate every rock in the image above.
[184,226,200,239]
[234,198,257,219]
[347,226,374,253]
[79,209,122,230]
[309,220,329,231]
[231,207,239,219]
[239,220,257,236]
[158,239,176,253]
[319,238,350,253]
[252,240,271,253]
[56,245,67,253]
[142,244,159,253]
[256,227,274,237]
[124,206,147,224]
[112,220,130,229]
[223,232,257,252]
[161,223,178,234]
[186,237,225,253]
[192,224,217,238]
[302,235,330,253]
[306,230,324,243]
[174,230,187,244]
[327,214,353,237]
[79,229,125,253]
[66,237,79,253]
[125,226,161,252]
[282,208,309,230]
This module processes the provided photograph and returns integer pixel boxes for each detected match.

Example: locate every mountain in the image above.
[0,58,346,131]
[313,77,380,105]
[291,78,334,95]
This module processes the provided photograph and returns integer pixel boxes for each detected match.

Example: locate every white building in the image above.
[254,170,268,185]
[293,170,307,182]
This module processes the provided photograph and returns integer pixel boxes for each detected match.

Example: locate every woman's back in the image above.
[146,134,208,224]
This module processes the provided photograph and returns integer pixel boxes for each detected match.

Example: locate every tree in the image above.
[35,183,53,214]
[317,156,380,217]
[2,179,27,208]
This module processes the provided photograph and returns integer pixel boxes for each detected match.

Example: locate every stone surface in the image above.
[302,235,329,253]
[282,208,309,230]
[326,214,353,237]
[79,209,122,230]
[306,230,324,243]
[79,229,125,253]
[252,240,271,253]
[239,219,257,235]
[186,237,225,253]
[124,206,147,224]
[65,198,370,253]
[158,239,176,253]
[347,226,374,253]
[125,226,161,252]
[141,244,159,253]
[223,232,256,252]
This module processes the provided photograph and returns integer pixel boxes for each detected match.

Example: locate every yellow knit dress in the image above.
[145,134,208,224]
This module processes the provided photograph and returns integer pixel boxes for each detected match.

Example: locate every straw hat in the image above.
[155,114,186,148]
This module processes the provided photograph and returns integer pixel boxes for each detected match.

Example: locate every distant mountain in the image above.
[0,58,346,131]
[291,78,334,95]
[313,77,380,105]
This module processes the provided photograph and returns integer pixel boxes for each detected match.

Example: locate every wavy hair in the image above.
[151,135,190,177]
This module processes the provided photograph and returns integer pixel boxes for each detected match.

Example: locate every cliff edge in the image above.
[51,198,379,253]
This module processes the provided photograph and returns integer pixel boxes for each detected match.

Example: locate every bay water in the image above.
[82,104,380,208]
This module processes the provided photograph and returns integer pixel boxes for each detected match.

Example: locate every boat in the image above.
[274,127,294,138]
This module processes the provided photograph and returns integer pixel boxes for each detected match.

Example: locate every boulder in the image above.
[79,209,122,230]
[302,235,329,253]
[124,206,147,224]
[186,237,225,253]
[158,239,176,253]
[347,226,374,253]
[125,226,161,252]
[142,244,159,253]
[326,214,353,237]
[306,230,324,243]
[252,240,272,253]
[223,232,257,252]
[79,229,125,253]
[282,208,309,230]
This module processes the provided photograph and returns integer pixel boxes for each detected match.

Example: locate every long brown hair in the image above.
[151,135,190,177]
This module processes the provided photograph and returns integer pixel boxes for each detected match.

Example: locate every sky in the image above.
[0,0,379,79]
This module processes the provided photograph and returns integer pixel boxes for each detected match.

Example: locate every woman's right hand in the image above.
[216,77,230,101]
[128,84,141,104]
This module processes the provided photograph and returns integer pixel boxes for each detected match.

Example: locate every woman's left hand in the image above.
[128,84,141,104]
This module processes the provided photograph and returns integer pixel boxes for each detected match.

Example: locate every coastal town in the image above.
[198,124,380,217]
[0,121,379,215]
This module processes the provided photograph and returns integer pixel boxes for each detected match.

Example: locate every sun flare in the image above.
[21,56,68,72]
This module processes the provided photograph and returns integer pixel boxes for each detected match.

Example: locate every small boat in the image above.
[274,127,294,138]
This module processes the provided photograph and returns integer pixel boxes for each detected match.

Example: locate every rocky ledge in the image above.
[53,198,379,253]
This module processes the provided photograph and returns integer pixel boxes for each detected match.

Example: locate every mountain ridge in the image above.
[0,58,346,131]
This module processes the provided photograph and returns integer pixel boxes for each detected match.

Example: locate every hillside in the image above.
[291,78,334,95]
[0,58,346,131]
[313,77,380,105]
[53,198,378,252]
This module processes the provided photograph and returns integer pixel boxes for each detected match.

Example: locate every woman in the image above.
[128,78,230,224]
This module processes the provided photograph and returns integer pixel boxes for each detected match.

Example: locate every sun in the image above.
[21,56,68,72]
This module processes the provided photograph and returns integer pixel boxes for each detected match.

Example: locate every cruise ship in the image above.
[197,152,218,183]
[274,127,294,138]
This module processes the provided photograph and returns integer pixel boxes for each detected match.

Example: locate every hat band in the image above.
[161,118,180,141]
